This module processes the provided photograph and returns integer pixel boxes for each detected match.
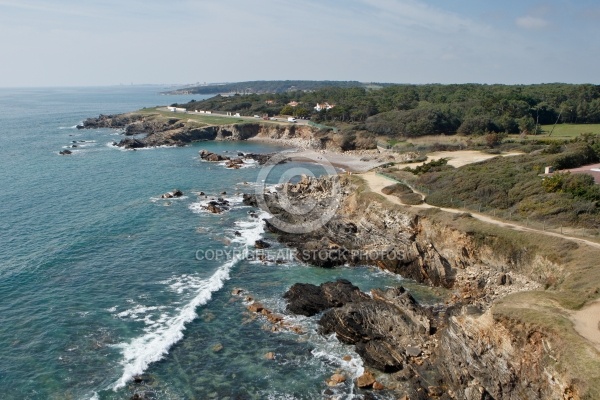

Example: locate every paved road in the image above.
[158,107,311,125]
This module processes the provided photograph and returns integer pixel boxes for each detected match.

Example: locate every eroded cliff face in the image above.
[436,311,578,400]
[253,175,585,399]
[78,113,320,148]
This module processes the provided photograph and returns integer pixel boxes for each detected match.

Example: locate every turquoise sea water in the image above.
[0,87,417,399]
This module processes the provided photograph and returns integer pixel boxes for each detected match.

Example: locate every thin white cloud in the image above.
[516,15,549,30]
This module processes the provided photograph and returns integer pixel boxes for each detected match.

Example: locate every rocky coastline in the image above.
[79,111,599,399]
[242,174,594,399]
[77,112,323,150]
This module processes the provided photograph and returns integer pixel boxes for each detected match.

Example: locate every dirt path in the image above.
[360,171,600,250]
[361,170,600,350]
[571,300,600,351]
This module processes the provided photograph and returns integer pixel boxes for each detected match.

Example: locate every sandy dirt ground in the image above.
[269,146,523,173]
[286,149,387,173]
[394,150,523,168]
[571,300,600,351]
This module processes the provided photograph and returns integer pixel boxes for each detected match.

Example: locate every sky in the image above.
[0,0,599,87]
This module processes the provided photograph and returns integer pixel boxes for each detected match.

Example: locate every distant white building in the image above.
[314,102,335,111]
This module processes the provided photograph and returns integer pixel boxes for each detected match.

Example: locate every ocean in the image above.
[0,86,416,399]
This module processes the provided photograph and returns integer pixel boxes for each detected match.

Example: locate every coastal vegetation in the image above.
[382,136,600,230]
[172,83,600,140]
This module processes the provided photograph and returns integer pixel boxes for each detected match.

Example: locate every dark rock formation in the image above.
[254,239,271,249]
[119,138,146,149]
[283,279,369,316]
[59,149,72,155]
[77,113,145,130]
[199,149,228,162]
[254,174,456,287]
[317,286,433,372]
[160,189,183,199]
[202,198,230,214]
[242,193,258,207]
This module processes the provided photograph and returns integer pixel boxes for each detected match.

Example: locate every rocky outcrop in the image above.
[77,113,145,130]
[285,281,433,373]
[283,279,369,316]
[160,189,183,199]
[199,149,228,162]
[254,174,456,286]
[201,198,230,214]
[198,149,274,166]
[78,113,321,149]
[244,175,593,398]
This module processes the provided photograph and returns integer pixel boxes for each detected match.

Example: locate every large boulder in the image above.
[161,189,183,199]
[283,279,369,317]
[199,149,229,162]
[318,287,432,372]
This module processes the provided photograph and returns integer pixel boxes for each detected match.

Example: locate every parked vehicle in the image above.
[287,117,297,123]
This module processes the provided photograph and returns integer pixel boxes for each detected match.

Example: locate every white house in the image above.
[314,102,335,111]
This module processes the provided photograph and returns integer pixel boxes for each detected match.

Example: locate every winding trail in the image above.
[360,171,600,250]
[360,170,600,350]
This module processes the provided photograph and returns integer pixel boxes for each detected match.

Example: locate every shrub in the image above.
[403,158,449,175]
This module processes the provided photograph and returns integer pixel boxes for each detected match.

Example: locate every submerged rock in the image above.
[254,239,271,249]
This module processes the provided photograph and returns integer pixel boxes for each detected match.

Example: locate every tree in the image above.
[280,105,294,116]
[517,116,536,135]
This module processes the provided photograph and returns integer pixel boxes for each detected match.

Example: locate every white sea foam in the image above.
[149,195,189,203]
[111,259,237,390]
[111,212,265,390]
[116,305,160,319]
[107,142,178,151]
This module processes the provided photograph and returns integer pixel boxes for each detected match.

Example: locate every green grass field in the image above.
[540,123,600,138]
[137,107,249,126]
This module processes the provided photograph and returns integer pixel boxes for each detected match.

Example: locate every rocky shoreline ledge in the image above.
[75,112,401,171]
[77,112,324,149]
[242,174,597,399]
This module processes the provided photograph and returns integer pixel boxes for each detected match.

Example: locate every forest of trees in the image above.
[176,83,600,138]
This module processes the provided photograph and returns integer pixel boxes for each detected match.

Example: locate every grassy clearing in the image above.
[137,107,252,126]
[541,123,600,137]
[505,124,600,142]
